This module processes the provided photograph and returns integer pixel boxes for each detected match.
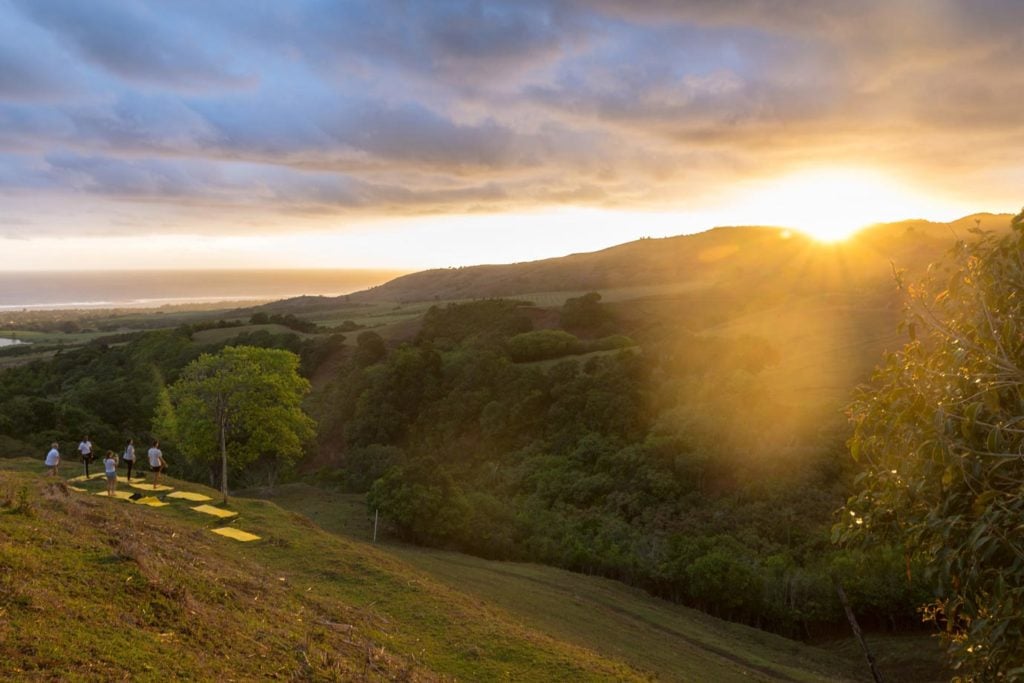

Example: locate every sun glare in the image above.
[731,169,951,242]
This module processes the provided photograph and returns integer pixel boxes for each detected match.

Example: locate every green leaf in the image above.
[942,466,956,488]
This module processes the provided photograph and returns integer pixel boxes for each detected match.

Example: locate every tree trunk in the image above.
[835,579,884,683]
[220,414,229,504]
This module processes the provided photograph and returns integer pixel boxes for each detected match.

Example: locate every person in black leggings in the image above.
[122,438,136,481]
[78,435,93,477]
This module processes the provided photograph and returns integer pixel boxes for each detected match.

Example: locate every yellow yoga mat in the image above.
[191,504,237,519]
[67,473,106,482]
[93,490,134,500]
[166,491,212,502]
[211,527,261,542]
[133,496,169,508]
[128,482,174,492]
[68,485,87,493]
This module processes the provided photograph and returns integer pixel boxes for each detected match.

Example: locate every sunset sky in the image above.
[1,0,1021,271]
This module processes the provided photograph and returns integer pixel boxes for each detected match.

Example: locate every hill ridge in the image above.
[327,213,1012,304]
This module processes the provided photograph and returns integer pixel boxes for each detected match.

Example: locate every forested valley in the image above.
[317,295,924,638]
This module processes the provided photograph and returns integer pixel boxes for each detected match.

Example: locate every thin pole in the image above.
[835,579,884,683]
[373,509,379,543]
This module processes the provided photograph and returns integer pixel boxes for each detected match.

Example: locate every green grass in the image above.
[820,634,949,683]
[190,323,316,344]
[314,302,433,326]
[511,282,713,308]
[515,346,640,371]
[0,462,948,682]
[252,484,882,682]
[0,329,112,345]
[0,459,648,681]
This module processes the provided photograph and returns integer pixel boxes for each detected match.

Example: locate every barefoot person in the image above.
[44,442,60,477]
[78,435,94,477]
[103,450,118,496]
[147,440,165,488]
[122,438,136,482]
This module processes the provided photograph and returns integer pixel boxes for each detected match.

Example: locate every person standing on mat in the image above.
[78,435,94,477]
[103,450,118,496]
[147,440,165,488]
[122,438,136,482]
[44,442,60,477]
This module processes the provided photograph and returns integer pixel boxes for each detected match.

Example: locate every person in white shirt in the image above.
[122,438,136,482]
[103,450,118,496]
[147,440,165,488]
[44,442,60,477]
[78,436,94,477]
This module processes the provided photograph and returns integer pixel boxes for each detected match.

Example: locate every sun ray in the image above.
[726,168,961,242]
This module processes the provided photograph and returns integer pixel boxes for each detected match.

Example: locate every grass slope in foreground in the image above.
[247,484,884,682]
[1,459,640,681]
[2,459,880,681]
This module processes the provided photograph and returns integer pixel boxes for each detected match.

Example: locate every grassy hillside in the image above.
[2,458,888,682]
[190,323,317,344]
[0,459,641,681]
[338,215,1012,304]
[251,483,950,683]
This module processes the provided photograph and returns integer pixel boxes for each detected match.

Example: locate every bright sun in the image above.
[731,168,947,242]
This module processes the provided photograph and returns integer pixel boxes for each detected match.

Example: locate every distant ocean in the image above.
[0,269,409,311]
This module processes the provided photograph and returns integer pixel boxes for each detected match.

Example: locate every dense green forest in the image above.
[313,294,925,637]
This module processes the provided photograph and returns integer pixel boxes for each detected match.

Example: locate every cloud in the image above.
[11,0,255,91]
[0,0,1022,240]
[172,0,580,90]
[0,45,69,101]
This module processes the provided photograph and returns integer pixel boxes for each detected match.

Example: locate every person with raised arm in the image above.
[103,450,118,496]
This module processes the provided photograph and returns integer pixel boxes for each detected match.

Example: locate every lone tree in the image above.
[168,346,314,502]
[838,209,1024,677]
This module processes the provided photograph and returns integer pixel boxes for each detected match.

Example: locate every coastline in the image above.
[0,268,407,312]
[0,295,275,313]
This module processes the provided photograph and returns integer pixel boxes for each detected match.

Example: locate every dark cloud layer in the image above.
[0,0,1021,238]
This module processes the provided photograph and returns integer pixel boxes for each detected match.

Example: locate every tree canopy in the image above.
[839,209,1024,677]
[167,345,315,501]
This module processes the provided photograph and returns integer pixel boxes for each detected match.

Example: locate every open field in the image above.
[190,323,316,344]
[311,303,432,328]
[250,483,949,682]
[0,329,113,345]
[1,456,895,681]
[509,281,713,308]
[515,345,641,370]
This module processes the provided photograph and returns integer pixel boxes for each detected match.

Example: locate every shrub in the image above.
[507,330,584,362]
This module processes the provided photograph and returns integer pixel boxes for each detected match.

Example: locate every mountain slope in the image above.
[1,459,869,681]
[0,460,638,681]
[344,214,1012,304]
[252,483,950,683]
